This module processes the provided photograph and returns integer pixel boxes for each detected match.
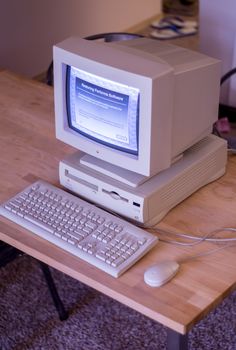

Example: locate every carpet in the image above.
[0,255,236,350]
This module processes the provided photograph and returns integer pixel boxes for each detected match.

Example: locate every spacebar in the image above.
[24,214,54,233]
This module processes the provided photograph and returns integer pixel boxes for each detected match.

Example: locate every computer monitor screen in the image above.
[67,65,140,155]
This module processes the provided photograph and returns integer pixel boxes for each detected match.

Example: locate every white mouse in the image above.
[144,260,180,287]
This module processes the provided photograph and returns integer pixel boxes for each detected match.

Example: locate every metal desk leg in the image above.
[39,261,69,321]
[167,328,188,350]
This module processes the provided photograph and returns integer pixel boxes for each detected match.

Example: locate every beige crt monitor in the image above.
[54,37,227,226]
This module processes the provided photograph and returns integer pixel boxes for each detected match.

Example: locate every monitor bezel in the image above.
[54,37,173,177]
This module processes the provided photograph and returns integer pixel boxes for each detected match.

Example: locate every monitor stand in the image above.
[59,135,227,227]
[80,154,148,188]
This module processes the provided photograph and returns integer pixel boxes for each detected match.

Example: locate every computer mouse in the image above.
[144,260,180,287]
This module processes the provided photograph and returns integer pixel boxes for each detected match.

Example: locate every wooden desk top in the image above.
[1,70,236,335]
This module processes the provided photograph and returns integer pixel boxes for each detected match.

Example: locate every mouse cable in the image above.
[178,242,236,264]
[148,226,236,246]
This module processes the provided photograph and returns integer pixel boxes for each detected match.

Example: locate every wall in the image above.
[0,0,161,77]
[199,0,236,106]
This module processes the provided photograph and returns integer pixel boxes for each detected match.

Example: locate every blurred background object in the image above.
[163,0,198,16]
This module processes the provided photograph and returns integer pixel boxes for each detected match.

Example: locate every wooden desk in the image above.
[1,70,236,349]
